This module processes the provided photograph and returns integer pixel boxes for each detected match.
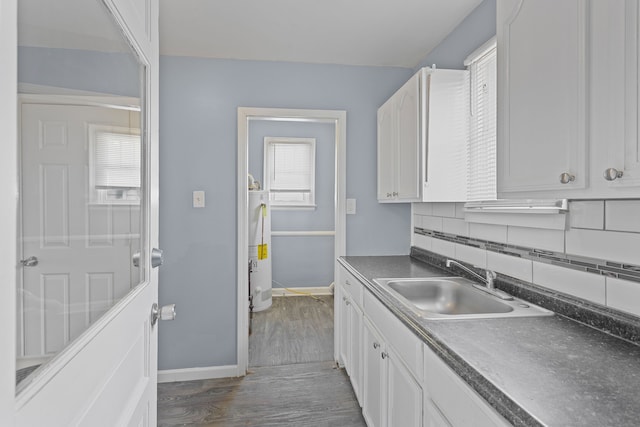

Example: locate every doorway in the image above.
[237,107,346,375]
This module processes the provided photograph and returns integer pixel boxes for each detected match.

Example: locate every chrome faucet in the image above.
[445,259,497,290]
[445,259,512,300]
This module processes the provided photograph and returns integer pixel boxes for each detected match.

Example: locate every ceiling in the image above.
[159,0,484,68]
[18,0,131,52]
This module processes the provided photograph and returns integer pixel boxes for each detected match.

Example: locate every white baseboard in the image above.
[157,365,238,383]
[271,286,333,297]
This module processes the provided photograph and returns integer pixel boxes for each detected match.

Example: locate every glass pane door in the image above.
[16,0,147,391]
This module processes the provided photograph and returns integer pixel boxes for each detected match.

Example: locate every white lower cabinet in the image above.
[338,267,364,405]
[362,318,386,427]
[348,300,363,402]
[361,293,424,427]
[387,346,423,427]
[337,265,510,427]
[423,344,510,427]
[362,317,423,427]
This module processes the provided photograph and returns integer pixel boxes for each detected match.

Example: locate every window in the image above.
[465,37,497,201]
[264,137,316,208]
[89,124,141,204]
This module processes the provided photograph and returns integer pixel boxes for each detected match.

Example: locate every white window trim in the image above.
[263,136,316,209]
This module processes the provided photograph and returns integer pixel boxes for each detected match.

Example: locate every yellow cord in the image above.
[272,280,329,303]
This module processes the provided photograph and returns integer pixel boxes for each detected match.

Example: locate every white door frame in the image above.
[237,107,347,375]
[0,0,18,423]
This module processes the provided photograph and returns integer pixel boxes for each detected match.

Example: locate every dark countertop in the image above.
[340,255,640,427]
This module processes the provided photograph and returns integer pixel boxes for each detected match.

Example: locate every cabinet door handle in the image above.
[386,193,392,198]
[603,168,624,181]
[559,172,575,184]
[392,192,398,196]
[345,280,351,286]
[342,296,347,302]
[373,342,380,349]
[381,351,389,360]
[345,300,351,306]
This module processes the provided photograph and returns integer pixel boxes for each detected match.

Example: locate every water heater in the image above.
[248,190,272,311]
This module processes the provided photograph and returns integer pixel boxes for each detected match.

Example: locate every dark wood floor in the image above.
[250,295,334,367]
[157,361,365,427]
[157,296,366,426]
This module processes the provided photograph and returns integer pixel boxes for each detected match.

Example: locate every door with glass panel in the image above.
[13,0,161,425]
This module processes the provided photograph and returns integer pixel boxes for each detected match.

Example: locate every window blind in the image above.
[467,41,497,201]
[269,142,313,191]
[94,131,141,189]
[264,137,316,207]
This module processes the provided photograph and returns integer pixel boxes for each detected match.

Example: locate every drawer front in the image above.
[342,267,364,309]
[423,344,510,427]
[364,290,423,381]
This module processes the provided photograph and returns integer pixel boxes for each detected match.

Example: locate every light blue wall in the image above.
[158,57,413,369]
[415,0,496,71]
[18,46,140,96]
[158,0,497,371]
[249,120,335,288]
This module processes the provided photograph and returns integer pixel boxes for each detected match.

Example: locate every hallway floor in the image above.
[157,295,366,426]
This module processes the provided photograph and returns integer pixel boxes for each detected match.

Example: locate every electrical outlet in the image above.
[193,190,205,208]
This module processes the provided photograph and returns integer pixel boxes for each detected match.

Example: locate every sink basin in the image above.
[374,277,553,320]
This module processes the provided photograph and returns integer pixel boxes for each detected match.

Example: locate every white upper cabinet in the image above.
[497,0,588,194]
[377,68,468,203]
[590,0,640,193]
[378,72,421,202]
[497,0,640,198]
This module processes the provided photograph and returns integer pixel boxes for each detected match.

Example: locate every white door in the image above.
[15,99,159,426]
[19,103,139,360]
[5,0,162,424]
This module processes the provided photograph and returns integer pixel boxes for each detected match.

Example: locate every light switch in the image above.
[346,198,356,215]
[193,191,205,208]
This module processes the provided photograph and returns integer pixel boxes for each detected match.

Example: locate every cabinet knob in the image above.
[345,300,351,306]
[386,193,392,198]
[381,351,389,360]
[603,168,624,181]
[342,296,347,302]
[392,192,398,196]
[345,280,351,286]
[559,172,575,184]
[373,342,380,349]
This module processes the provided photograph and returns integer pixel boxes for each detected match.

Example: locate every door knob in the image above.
[559,172,575,184]
[603,168,623,181]
[151,248,163,268]
[20,256,38,267]
[151,303,176,327]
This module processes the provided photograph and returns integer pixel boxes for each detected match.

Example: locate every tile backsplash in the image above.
[412,200,640,318]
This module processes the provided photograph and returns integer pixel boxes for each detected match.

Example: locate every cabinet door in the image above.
[396,73,421,201]
[497,0,588,195]
[363,318,386,427]
[616,0,640,187]
[387,347,423,427]
[348,302,363,405]
[338,289,351,369]
[424,344,510,427]
[377,99,396,201]
[587,0,640,196]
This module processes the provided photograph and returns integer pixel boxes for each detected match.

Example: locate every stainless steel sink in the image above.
[373,277,553,320]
